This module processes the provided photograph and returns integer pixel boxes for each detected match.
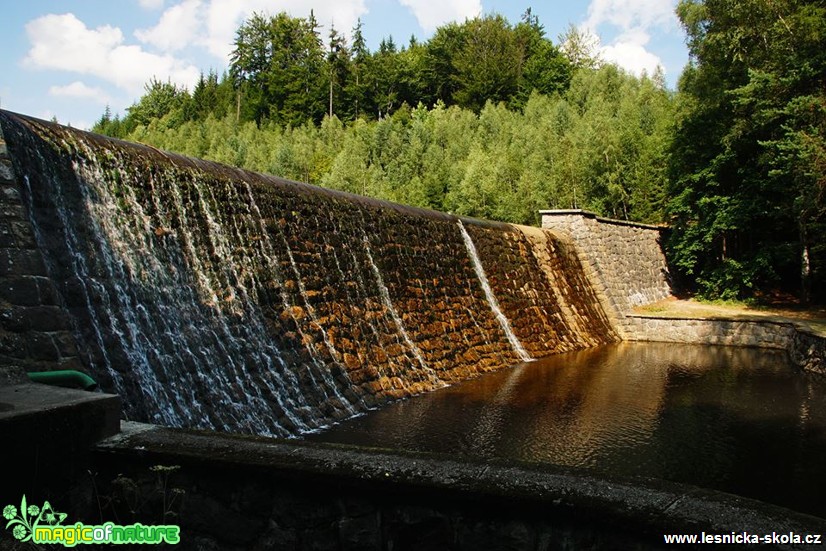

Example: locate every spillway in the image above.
[0,111,617,436]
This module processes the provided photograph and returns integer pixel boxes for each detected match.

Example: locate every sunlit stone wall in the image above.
[0,111,617,436]
[540,209,671,336]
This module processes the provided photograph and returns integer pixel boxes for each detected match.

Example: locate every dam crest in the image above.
[0,111,618,436]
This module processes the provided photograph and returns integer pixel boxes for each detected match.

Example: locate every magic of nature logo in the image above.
[3,495,180,546]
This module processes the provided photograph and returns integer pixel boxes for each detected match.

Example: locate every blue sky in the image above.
[0,0,688,130]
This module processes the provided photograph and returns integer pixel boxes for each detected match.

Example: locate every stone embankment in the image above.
[541,209,826,375]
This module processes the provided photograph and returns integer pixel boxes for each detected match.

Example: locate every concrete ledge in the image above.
[91,422,826,550]
[625,314,826,375]
[539,209,666,231]
[0,382,120,509]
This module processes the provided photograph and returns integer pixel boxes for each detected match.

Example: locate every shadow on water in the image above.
[307,342,826,518]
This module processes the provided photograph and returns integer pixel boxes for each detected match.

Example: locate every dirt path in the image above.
[633,298,826,334]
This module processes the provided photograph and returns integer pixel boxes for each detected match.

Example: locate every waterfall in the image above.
[457,220,532,363]
[362,234,437,383]
[0,111,617,437]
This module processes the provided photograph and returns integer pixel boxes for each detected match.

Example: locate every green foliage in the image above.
[90,4,826,304]
[667,0,826,301]
[101,64,674,229]
[89,10,677,244]
[229,11,326,125]
[95,10,582,133]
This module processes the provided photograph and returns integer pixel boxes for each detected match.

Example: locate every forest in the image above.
[92,1,825,303]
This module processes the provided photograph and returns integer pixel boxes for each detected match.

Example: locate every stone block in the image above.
[22,305,72,332]
[0,306,27,332]
[52,331,79,356]
[0,183,21,203]
[0,249,47,277]
[0,162,15,182]
[27,332,61,361]
[0,276,41,306]
[0,331,27,359]
[0,204,26,220]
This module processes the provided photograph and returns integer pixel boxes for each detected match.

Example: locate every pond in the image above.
[306,343,826,518]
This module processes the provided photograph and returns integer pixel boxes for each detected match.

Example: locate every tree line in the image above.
[93,3,826,303]
[667,0,825,302]
[97,9,586,133]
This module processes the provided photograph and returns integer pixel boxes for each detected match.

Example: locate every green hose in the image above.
[27,370,98,391]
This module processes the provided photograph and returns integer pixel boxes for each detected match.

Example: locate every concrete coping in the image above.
[539,209,667,231]
[96,421,826,546]
[0,382,120,422]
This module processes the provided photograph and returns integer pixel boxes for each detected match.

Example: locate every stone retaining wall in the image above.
[540,210,671,337]
[626,315,826,375]
[791,329,826,375]
[625,315,796,348]
[540,209,826,375]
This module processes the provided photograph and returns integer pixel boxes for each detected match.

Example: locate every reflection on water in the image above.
[306,343,826,518]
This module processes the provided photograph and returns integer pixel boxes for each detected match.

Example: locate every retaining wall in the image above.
[540,210,670,336]
[90,422,826,551]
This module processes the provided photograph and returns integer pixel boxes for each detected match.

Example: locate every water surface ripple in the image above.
[307,343,826,518]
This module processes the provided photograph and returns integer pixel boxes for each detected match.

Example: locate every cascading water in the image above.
[457,220,532,363]
[0,111,617,436]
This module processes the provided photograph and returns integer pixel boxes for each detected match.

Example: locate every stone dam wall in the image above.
[0,128,85,374]
[0,111,616,437]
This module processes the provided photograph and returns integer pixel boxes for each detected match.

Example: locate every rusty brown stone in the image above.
[343,353,361,370]
[371,347,388,363]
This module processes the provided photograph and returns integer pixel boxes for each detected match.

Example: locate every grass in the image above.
[633,296,826,335]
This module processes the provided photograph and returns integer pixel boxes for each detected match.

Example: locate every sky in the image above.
[0,0,689,131]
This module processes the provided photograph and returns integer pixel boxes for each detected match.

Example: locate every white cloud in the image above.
[601,40,663,76]
[24,13,200,95]
[136,0,369,63]
[49,81,112,104]
[585,0,676,32]
[24,3,371,106]
[581,0,674,78]
[135,0,203,52]
[138,0,165,10]
[398,0,481,32]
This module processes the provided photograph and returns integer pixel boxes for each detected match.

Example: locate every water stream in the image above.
[457,221,532,362]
